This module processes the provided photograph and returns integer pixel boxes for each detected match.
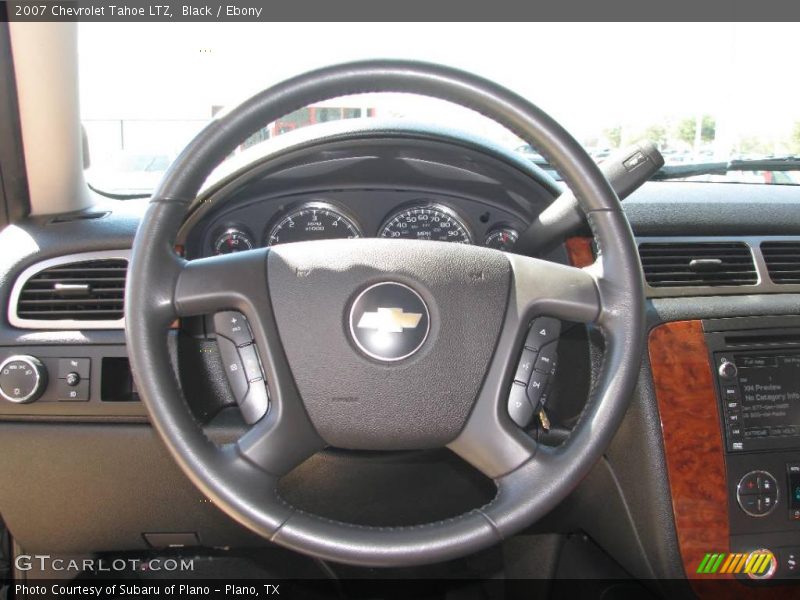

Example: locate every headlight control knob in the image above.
[0,355,47,403]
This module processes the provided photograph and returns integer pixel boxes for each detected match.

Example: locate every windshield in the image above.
[78,23,800,195]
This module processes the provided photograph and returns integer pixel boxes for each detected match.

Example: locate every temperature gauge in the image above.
[213,227,255,255]
[484,227,519,251]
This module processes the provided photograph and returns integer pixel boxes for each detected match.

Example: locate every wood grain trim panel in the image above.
[649,320,730,580]
[565,236,594,268]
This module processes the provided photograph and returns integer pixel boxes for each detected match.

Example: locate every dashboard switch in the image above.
[0,355,47,404]
[56,379,89,401]
[737,471,778,517]
[58,358,90,380]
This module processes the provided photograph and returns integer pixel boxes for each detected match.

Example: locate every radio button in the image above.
[722,385,740,400]
[719,360,738,380]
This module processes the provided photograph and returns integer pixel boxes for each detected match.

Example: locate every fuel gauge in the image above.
[484,227,519,251]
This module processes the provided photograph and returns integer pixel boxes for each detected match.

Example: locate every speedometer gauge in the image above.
[379,204,472,244]
[267,202,362,246]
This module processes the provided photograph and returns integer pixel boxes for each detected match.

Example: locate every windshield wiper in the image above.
[653,156,800,180]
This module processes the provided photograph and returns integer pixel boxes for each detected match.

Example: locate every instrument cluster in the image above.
[206,195,523,258]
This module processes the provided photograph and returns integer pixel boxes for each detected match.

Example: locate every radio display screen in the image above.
[735,353,800,444]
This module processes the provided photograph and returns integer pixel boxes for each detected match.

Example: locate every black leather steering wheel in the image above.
[125,60,645,567]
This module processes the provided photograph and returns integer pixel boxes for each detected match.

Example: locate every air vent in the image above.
[761,241,800,284]
[11,252,129,327]
[638,242,757,288]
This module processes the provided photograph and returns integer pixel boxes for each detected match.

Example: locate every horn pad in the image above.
[267,239,510,449]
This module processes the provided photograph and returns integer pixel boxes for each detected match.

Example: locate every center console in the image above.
[705,319,800,578]
[650,316,800,586]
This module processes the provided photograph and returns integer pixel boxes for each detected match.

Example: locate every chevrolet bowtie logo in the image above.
[357,307,423,334]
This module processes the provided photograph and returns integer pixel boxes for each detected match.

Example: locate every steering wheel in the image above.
[125,60,645,567]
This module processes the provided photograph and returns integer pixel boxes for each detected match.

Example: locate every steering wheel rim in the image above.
[125,60,645,567]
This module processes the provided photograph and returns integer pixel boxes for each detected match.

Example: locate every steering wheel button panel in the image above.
[513,349,537,384]
[534,342,558,374]
[239,344,265,383]
[527,370,549,407]
[524,317,561,350]
[507,383,534,428]
[217,336,250,400]
[214,311,254,347]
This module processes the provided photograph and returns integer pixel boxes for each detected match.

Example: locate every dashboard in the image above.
[3,120,800,587]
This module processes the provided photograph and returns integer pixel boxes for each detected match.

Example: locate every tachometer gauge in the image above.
[213,227,255,255]
[267,202,362,245]
[379,204,472,244]
[484,227,519,251]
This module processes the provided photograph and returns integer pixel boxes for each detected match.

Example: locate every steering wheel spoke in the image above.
[173,249,271,319]
[506,253,601,325]
[236,402,326,477]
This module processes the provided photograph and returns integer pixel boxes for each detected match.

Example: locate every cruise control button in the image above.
[534,342,557,373]
[214,311,253,347]
[514,349,537,384]
[238,344,264,383]
[56,379,89,401]
[58,358,90,379]
[217,336,249,402]
[524,317,561,350]
[508,383,534,427]
[527,370,549,407]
